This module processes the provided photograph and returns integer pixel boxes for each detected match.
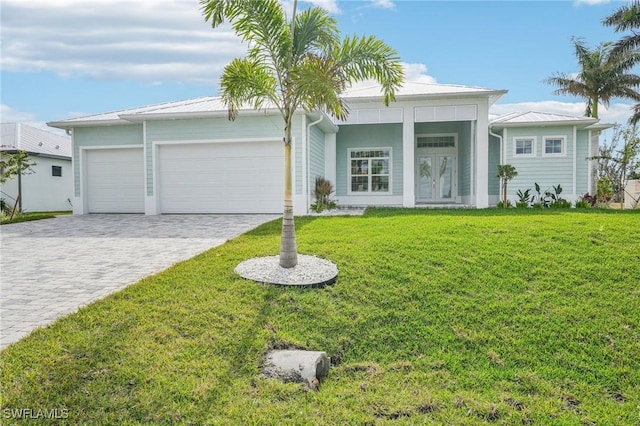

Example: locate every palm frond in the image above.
[199,0,235,28]
[603,1,640,32]
[334,35,404,106]
[289,54,349,120]
[219,58,279,120]
[631,103,640,125]
[292,7,339,62]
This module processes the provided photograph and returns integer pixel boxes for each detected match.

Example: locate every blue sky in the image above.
[1,0,636,133]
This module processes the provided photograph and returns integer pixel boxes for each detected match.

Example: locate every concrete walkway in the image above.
[0,214,278,349]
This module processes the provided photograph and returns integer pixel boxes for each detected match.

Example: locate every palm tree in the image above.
[603,1,640,58]
[497,164,517,208]
[604,1,640,123]
[544,38,640,119]
[200,0,404,268]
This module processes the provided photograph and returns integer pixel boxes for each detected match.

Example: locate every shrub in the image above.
[310,177,337,213]
[515,189,531,208]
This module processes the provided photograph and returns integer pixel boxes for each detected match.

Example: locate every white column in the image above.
[144,120,159,215]
[402,106,415,207]
[475,100,489,208]
[572,125,577,202]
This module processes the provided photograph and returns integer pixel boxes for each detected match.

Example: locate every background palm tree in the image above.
[604,1,640,123]
[200,0,404,268]
[544,38,640,119]
[603,1,640,58]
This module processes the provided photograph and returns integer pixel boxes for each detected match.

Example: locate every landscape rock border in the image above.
[235,254,338,287]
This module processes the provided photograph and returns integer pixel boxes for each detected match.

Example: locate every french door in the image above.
[417,152,457,202]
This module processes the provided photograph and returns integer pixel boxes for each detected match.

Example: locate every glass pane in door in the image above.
[418,156,433,199]
[439,155,453,199]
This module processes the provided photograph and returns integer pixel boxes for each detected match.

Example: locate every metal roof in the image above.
[0,123,71,158]
[343,81,507,101]
[48,81,509,129]
[490,111,601,128]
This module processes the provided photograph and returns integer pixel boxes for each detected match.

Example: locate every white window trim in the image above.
[513,136,537,158]
[347,147,392,195]
[542,135,567,157]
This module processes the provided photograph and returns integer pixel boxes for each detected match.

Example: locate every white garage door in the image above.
[158,142,283,213]
[85,148,144,213]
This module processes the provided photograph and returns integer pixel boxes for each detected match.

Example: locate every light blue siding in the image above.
[308,124,326,199]
[336,124,403,197]
[488,135,501,196]
[575,130,590,195]
[506,126,576,199]
[73,125,143,197]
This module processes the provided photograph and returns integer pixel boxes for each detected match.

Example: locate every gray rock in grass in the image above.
[262,350,330,390]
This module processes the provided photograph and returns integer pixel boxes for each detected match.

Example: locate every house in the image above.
[1,123,73,212]
[47,81,609,215]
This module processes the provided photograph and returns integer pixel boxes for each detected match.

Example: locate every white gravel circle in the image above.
[235,255,338,287]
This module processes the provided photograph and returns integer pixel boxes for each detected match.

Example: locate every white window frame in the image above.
[513,136,537,158]
[542,136,566,157]
[347,147,392,195]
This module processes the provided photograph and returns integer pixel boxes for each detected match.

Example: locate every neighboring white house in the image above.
[625,180,640,209]
[1,123,73,212]
[47,81,611,215]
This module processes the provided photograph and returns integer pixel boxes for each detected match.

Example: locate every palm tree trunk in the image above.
[279,116,298,268]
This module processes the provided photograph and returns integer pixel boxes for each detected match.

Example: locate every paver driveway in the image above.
[0,214,278,349]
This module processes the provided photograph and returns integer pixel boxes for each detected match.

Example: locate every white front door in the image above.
[416,151,457,202]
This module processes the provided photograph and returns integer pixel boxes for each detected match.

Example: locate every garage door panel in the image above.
[86,148,144,213]
[158,142,283,214]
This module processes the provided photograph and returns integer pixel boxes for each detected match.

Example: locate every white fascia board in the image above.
[584,122,614,131]
[47,118,130,129]
[491,119,598,129]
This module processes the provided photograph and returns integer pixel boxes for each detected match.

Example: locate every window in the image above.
[52,165,62,177]
[513,137,536,157]
[417,135,456,148]
[349,148,391,194]
[543,136,565,156]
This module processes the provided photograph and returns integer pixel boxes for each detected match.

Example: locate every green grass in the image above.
[1,211,71,225]
[1,209,639,425]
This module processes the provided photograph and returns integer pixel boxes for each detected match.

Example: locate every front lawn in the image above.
[1,209,638,424]
[1,211,71,225]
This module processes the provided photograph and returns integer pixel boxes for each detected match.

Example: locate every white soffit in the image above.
[341,108,403,125]
[415,105,478,122]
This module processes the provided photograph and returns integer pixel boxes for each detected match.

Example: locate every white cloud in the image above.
[280,0,340,17]
[490,100,635,125]
[0,104,68,135]
[303,0,340,13]
[1,104,36,123]
[346,62,436,91]
[402,63,437,84]
[573,0,611,6]
[1,0,245,85]
[370,0,396,10]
